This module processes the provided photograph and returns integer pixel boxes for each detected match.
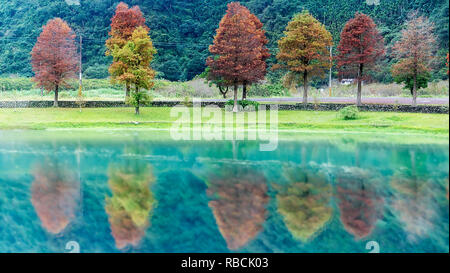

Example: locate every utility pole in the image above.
[79,32,82,92]
[329,46,333,97]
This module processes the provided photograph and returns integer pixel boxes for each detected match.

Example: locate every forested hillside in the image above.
[0,0,448,81]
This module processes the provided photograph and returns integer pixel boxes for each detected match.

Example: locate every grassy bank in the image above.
[0,107,448,136]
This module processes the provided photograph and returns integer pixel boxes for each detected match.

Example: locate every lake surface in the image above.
[0,130,448,253]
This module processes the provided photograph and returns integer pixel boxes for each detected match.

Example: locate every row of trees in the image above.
[206,2,440,108]
[30,3,157,113]
[4,0,448,81]
[30,2,442,110]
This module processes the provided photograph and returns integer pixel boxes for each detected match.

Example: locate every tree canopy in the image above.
[274,10,332,104]
[31,18,79,107]
[391,12,437,106]
[0,0,448,82]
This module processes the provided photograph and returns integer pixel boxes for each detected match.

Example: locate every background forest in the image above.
[0,0,448,82]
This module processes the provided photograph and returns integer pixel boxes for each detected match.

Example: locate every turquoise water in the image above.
[0,131,448,253]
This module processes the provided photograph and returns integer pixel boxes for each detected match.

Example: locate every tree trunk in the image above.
[126,83,130,98]
[242,82,247,100]
[357,64,363,106]
[412,73,417,107]
[233,83,238,113]
[219,86,228,98]
[54,85,59,107]
[135,87,140,115]
[303,71,308,104]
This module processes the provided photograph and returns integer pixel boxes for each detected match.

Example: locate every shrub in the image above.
[83,64,109,79]
[226,100,260,111]
[338,105,359,120]
[0,77,35,91]
[248,83,289,97]
[182,96,193,107]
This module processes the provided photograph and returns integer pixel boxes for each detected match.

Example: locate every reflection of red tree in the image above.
[31,160,79,234]
[336,169,384,239]
[207,167,269,250]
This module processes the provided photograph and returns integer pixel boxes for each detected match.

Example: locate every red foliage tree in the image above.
[242,12,270,100]
[31,18,79,107]
[106,2,148,97]
[207,2,269,111]
[106,2,148,46]
[337,13,384,106]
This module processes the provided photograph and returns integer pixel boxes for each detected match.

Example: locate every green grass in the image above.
[0,107,448,137]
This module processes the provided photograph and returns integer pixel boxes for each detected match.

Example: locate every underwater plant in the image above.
[31,159,80,234]
[105,160,156,250]
[206,165,269,250]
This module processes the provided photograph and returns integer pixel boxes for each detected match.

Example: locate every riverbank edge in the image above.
[0,100,449,114]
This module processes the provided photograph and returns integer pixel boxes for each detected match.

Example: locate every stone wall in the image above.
[0,100,448,114]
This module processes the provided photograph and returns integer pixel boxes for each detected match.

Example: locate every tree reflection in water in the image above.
[391,170,443,242]
[275,165,332,242]
[31,158,80,234]
[105,159,156,250]
[206,165,269,250]
[336,167,384,239]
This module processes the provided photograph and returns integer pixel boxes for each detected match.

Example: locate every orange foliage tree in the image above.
[337,13,384,106]
[31,18,79,107]
[274,11,332,104]
[391,12,437,107]
[106,2,148,98]
[207,2,269,112]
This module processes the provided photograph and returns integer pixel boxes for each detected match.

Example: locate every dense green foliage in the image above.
[394,72,432,95]
[338,105,360,120]
[0,77,122,91]
[226,99,260,110]
[248,83,290,97]
[0,0,448,82]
